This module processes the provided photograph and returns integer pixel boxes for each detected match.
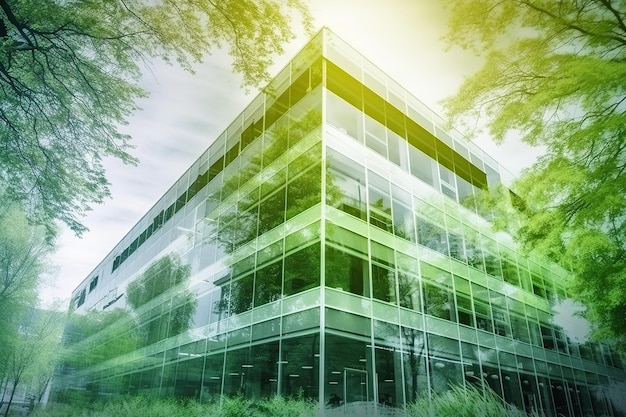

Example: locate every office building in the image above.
[53,28,626,416]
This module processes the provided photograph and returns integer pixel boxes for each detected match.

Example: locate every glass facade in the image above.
[54,29,626,416]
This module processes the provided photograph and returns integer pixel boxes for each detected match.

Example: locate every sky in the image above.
[41,1,544,309]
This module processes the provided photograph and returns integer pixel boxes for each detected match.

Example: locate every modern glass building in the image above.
[54,28,626,416]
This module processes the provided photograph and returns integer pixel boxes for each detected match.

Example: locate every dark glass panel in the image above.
[372,263,396,304]
[325,245,370,297]
[422,282,456,322]
[258,187,286,235]
[283,243,320,296]
[254,260,282,307]
[286,163,321,220]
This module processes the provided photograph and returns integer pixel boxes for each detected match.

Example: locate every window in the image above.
[325,245,370,297]
[474,301,492,333]
[510,314,530,343]
[258,187,286,235]
[364,114,387,158]
[541,324,555,351]
[532,274,546,298]
[326,91,362,142]
[456,294,474,327]
[392,200,415,242]
[416,217,449,256]
[387,130,408,170]
[371,263,396,304]
[89,276,99,293]
[492,306,511,337]
[483,251,502,280]
[408,146,435,187]
[286,163,321,220]
[465,239,485,272]
[284,243,320,296]
[254,260,282,307]
[398,272,420,311]
[423,282,456,322]
[368,190,393,232]
[75,289,86,309]
[447,231,465,263]
[326,147,367,216]
[501,258,520,287]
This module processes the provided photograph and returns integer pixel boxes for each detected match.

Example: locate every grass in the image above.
[31,395,317,417]
[405,384,544,417]
[33,385,544,417]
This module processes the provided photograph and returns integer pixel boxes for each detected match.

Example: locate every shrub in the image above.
[406,385,544,417]
[252,395,317,417]
[31,395,318,417]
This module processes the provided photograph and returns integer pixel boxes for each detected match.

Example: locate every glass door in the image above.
[344,367,369,412]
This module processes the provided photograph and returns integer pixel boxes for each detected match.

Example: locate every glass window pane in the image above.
[398,272,420,312]
[387,130,408,170]
[368,185,393,232]
[372,264,396,304]
[364,114,387,158]
[416,217,449,256]
[230,273,254,315]
[284,243,320,296]
[254,260,282,307]
[392,200,415,242]
[326,223,368,255]
[370,241,395,268]
[258,187,285,235]
[286,163,321,220]
[326,148,367,219]
[401,327,428,402]
[325,246,370,297]
[408,146,435,187]
[326,91,363,142]
[423,282,456,322]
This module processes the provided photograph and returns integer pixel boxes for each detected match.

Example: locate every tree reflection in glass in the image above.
[126,253,197,346]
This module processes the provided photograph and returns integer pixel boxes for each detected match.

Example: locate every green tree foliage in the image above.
[0,201,52,308]
[61,308,137,369]
[0,308,64,417]
[442,0,626,347]
[0,201,56,413]
[0,0,311,236]
[0,201,54,387]
[127,254,197,344]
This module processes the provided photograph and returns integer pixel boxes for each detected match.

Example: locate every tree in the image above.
[0,308,64,417]
[0,200,54,365]
[0,0,312,236]
[442,0,626,348]
[0,201,56,413]
[0,200,53,308]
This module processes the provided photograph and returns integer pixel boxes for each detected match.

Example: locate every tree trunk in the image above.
[36,375,51,403]
[3,380,17,417]
[0,378,7,415]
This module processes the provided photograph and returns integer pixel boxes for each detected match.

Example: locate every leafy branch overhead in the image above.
[0,0,311,236]
[443,0,626,346]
